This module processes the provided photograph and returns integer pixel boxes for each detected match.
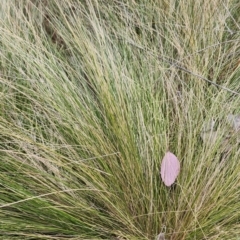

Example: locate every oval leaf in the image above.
[161,151,180,187]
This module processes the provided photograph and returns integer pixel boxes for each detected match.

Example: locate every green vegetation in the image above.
[0,0,240,239]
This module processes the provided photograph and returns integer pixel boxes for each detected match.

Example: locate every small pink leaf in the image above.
[161,151,180,187]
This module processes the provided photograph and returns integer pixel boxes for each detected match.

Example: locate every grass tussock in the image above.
[0,0,240,239]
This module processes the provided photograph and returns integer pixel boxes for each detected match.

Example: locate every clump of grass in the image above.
[0,0,240,239]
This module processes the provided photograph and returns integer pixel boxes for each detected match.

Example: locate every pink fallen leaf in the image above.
[160,151,180,187]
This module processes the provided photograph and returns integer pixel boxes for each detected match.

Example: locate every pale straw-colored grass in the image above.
[0,0,240,239]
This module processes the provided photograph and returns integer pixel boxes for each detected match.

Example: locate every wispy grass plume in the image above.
[0,0,240,239]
